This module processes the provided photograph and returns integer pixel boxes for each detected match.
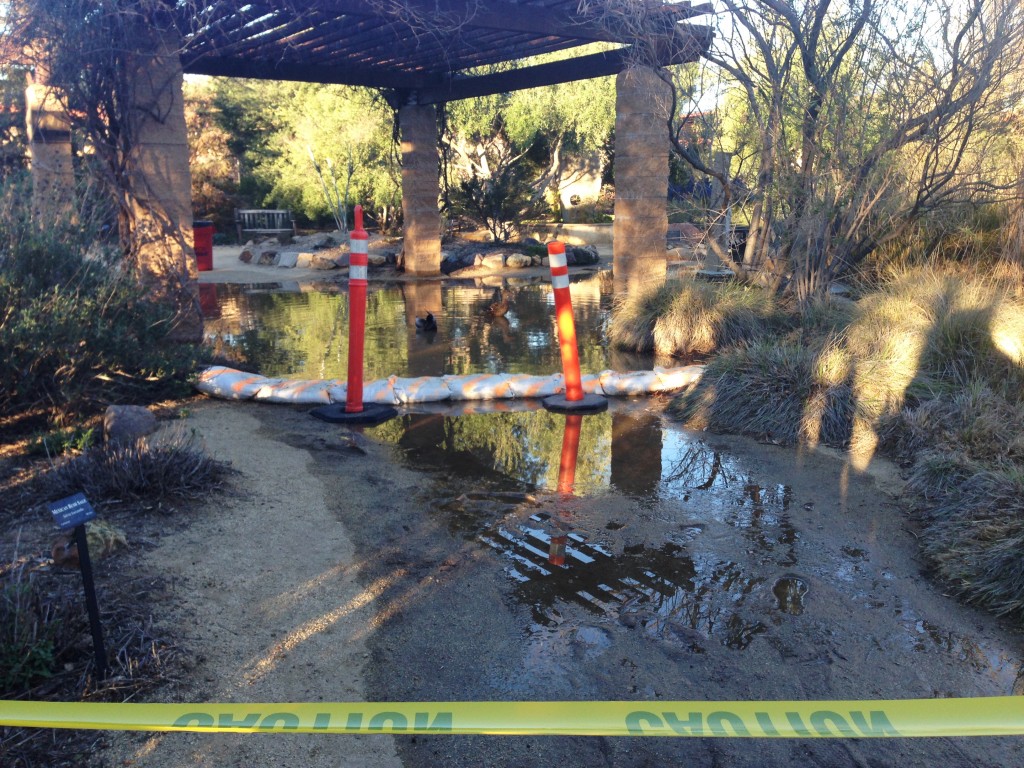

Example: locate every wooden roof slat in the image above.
[177,0,713,101]
[317,0,630,44]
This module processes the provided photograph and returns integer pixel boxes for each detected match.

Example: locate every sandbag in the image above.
[393,376,452,404]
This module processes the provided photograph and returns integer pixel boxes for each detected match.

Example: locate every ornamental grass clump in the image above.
[845,268,1024,411]
[667,334,861,448]
[47,429,230,503]
[610,278,783,357]
[914,465,1024,616]
[609,281,678,354]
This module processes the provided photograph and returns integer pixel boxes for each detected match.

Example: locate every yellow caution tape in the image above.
[2,698,1024,737]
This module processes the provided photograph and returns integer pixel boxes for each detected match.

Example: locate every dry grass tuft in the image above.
[611,278,783,357]
[46,428,230,504]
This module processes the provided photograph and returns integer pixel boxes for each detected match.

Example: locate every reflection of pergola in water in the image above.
[26,0,712,330]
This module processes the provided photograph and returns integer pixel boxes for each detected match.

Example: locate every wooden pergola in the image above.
[175,0,713,105]
[25,1,714,336]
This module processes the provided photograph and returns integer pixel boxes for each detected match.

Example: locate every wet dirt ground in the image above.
[252,396,1024,768]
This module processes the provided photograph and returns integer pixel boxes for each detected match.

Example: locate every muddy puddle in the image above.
[362,402,1019,682]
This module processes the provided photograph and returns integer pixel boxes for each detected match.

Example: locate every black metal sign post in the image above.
[48,493,108,681]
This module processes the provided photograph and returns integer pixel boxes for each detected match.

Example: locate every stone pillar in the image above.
[25,66,75,222]
[612,67,671,293]
[400,102,442,276]
[127,26,201,340]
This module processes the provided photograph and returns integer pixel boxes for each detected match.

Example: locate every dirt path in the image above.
[99,399,1024,768]
[100,402,401,768]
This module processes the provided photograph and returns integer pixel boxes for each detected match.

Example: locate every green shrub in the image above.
[26,425,99,458]
[450,162,545,244]
[0,562,67,695]
[0,182,202,421]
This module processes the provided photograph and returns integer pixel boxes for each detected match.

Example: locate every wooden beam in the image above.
[183,54,441,90]
[416,25,712,103]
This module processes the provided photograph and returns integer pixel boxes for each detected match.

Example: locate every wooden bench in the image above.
[235,209,295,242]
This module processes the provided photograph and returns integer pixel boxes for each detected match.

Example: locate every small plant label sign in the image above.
[48,493,97,531]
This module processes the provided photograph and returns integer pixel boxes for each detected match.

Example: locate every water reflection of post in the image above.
[402,282,446,376]
[550,413,582,566]
[611,411,663,497]
[398,282,448,461]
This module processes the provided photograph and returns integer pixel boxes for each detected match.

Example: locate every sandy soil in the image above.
[98,398,1024,768]
[98,403,402,768]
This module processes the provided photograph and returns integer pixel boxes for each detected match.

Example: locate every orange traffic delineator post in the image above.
[311,205,396,425]
[542,241,607,414]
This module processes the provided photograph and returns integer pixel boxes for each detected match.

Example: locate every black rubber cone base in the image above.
[310,403,398,425]
[542,393,608,414]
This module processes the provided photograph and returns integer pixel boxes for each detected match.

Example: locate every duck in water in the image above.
[415,312,438,333]
[486,288,514,318]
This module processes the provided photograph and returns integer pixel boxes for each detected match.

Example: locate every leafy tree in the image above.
[443,64,616,238]
[212,79,401,231]
[184,78,238,233]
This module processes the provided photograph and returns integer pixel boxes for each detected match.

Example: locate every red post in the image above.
[345,206,369,414]
[547,241,584,402]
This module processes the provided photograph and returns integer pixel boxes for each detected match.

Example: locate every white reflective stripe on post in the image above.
[350,265,368,281]
[350,239,369,255]
[548,251,567,269]
[551,272,570,290]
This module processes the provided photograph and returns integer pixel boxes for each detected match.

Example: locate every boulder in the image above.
[441,251,474,275]
[481,254,505,270]
[311,254,338,270]
[305,233,337,249]
[505,253,533,269]
[570,245,601,265]
[239,249,254,264]
[257,249,278,266]
[103,405,157,445]
[276,251,299,268]
[368,253,388,267]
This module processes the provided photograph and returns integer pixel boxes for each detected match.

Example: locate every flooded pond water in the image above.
[201,270,648,383]
[206,271,1023,741]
